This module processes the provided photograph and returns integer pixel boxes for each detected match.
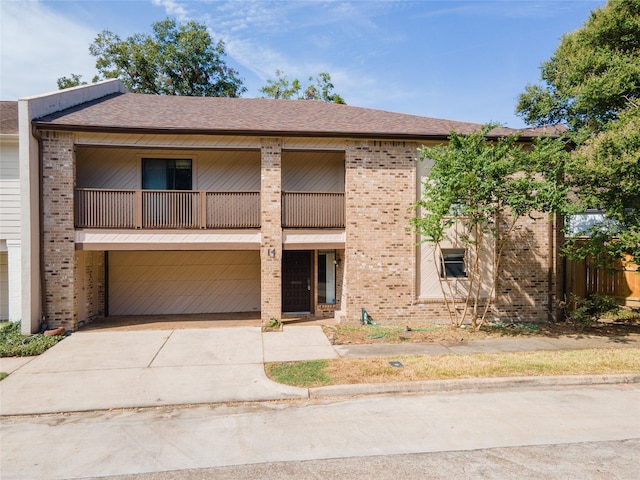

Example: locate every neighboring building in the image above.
[18,80,562,333]
[0,101,21,322]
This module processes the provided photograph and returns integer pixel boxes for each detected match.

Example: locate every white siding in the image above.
[282,151,345,192]
[76,147,261,191]
[76,147,138,189]
[197,150,260,191]
[0,140,20,239]
[109,250,260,315]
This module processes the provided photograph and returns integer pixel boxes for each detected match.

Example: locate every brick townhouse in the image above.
[16,80,561,333]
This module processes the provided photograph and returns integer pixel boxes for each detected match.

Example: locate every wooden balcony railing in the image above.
[75,189,344,229]
[75,189,260,229]
[282,192,345,228]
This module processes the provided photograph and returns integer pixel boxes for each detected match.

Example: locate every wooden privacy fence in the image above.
[565,255,640,307]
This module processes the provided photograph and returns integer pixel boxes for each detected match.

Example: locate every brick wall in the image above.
[37,130,558,328]
[74,250,105,327]
[41,131,76,330]
[344,140,418,323]
[260,138,282,324]
[343,140,557,325]
[494,212,557,321]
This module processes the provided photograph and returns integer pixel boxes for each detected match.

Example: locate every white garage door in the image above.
[109,251,260,316]
[0,252,8,320]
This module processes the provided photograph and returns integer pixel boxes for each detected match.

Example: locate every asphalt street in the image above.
[2,384,638,479]
[87,439,640,479]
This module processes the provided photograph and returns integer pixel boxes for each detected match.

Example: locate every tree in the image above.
[59,18,246,97]
[563,105,640,265]
[516,0,640,265]
[259,70,302,99]
[516,0,640,136]
[410,125,568,328]
[57,74,87,90]
[260,71,346,104]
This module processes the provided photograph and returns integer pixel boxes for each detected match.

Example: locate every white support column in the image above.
[6,239,22,322]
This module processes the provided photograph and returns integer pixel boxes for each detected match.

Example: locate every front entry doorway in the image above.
[282,250,312,313]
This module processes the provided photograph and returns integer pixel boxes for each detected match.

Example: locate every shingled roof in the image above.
[33,92,548,140]
[1,101,18,135]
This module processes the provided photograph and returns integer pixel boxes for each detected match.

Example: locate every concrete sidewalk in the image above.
[1,326,639,416]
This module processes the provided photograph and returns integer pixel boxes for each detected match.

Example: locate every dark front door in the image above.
[283,250,312,312]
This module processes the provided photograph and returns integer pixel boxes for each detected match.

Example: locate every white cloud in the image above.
[0,0,96,100]
[151,0,189,22]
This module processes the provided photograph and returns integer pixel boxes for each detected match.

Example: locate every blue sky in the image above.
[1,0,605,127]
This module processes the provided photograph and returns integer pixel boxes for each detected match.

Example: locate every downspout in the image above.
[557,213,566,322]
[32,124,46,331]
[547,213,555,322]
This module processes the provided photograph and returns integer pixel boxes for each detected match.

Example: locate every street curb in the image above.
[308,373,640,398]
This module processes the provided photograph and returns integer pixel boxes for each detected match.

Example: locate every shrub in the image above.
[565,294,619,330]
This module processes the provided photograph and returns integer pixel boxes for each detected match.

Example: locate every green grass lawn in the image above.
[266,348,640,388]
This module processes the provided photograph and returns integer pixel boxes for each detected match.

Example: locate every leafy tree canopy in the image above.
[564,104,640,264]
[517,0,640,264]
[411,125,569,327]
[516,0,640,136]
[57,73,87,90]
[260,70,346,104]
[59,18,246,97]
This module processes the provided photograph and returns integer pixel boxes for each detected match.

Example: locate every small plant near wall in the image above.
[262,317,283,332]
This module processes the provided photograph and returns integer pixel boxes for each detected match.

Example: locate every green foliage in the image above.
[413,126,568,242]
[0,372,7,381]
[260,71,346,104]
[411,124,569,328]
[564,105,640,263]
[516,0,640,135]
[517,0,640,265]
[57,73,87,90]
[0,322,64,357]
[562,294,620,330]
[59,18,246,97]
[268,317,282,329]
[266,360,331,387]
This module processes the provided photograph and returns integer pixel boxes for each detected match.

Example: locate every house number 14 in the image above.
[267,248,277,258]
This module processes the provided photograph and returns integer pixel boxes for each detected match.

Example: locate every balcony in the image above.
[75,189,346,230]
[282,192,345,228]
[75,189,260,229]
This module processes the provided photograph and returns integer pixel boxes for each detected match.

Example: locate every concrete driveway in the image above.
[0,326,338,415]
[2,326,638,417]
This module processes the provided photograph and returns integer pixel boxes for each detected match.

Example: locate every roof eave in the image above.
[31,122,454,141]
[32,122,536,143]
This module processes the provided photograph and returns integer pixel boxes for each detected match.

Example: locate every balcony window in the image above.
[142,158,192,190]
